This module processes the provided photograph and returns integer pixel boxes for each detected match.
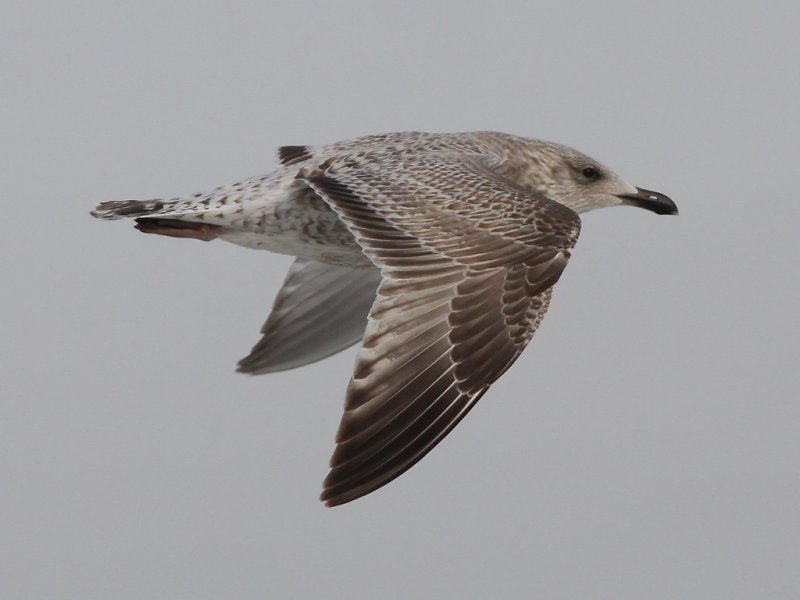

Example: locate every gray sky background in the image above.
[2,1,799,598]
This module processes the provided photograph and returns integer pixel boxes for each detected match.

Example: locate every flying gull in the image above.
[92,131,677,506]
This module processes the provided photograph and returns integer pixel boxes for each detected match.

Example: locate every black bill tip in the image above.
[617,187,678,216]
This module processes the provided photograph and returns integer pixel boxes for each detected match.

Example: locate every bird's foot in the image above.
[134,218,221,242]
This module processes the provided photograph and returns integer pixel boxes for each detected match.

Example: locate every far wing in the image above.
[237,259,381,374]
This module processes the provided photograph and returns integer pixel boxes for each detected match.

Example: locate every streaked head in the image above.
[515,138,678,216]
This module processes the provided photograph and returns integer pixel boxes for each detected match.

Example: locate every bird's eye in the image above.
[581,166,601,181]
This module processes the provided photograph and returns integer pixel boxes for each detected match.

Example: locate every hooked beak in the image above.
[617,187,678,216]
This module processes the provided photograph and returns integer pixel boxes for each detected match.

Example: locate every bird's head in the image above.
[515,139,678,216]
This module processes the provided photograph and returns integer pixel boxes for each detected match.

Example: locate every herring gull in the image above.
[92,131,677,506]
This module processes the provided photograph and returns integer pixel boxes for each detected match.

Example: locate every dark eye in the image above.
[581,166,601,181]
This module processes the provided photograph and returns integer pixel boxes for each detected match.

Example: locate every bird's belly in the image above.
[218,182,372,267]
[218,228,370,267]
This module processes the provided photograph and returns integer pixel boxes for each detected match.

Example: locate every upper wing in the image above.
[237,259,381,374]
[303,152,581,506]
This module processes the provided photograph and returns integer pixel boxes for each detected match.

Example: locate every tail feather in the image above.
[90,199,173,220]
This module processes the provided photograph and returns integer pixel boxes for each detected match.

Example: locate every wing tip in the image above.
[235,355,288,375]
[277,145,312,165]
[320,492,345,508]
[319,481,370,507]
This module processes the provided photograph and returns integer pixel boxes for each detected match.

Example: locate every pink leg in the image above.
[134,218,222,242]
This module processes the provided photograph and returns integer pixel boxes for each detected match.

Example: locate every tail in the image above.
[90,199,174,220]
[91,199,221,241]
